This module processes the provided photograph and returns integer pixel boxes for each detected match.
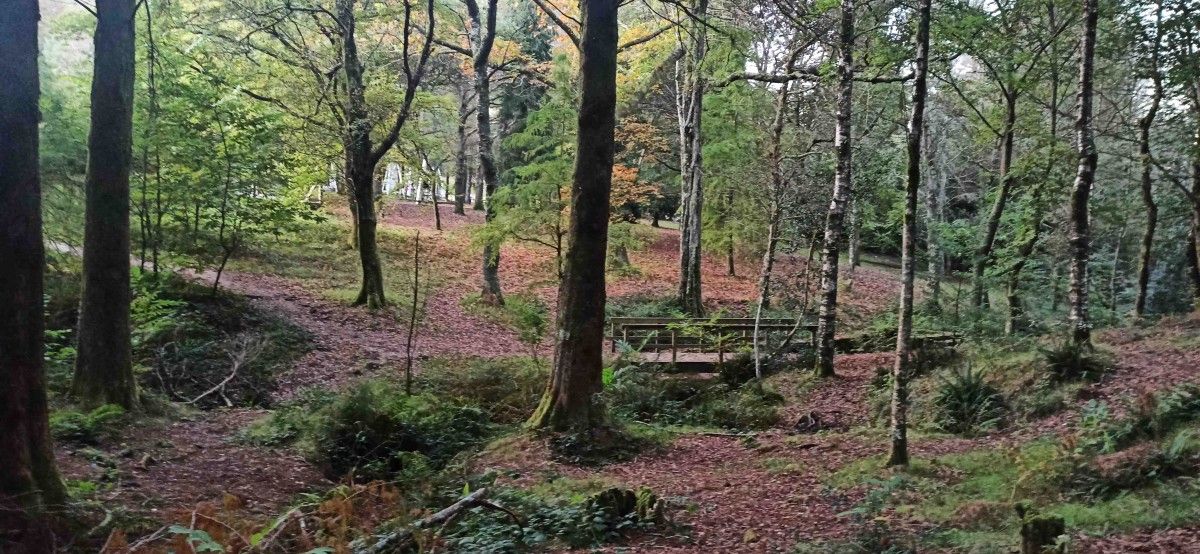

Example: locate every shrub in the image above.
[604,366,781,431]
[932,366,1006,435]
[247,380,493,481]
[1069,431,1200,499]
[50,404,126,444]
[444,485,666,551]
[604,294,683,319]
[1042,342,1110,383]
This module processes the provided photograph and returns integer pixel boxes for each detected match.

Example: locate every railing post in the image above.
[671,330,677,364]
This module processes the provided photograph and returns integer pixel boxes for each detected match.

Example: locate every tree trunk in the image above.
[753,70,793,379]
[73,0,138,410]
[815,0,855,378]
[473,167,485,210]
[468,0,504,305]
[1190,101,1200,309]
[971,93,1018,309]
[529,0,618,431]
[675,0,708,316]
[0,1,70,536]
[1006,217,1042,335]
[845,197,861,291]
[453,81,470,216]
[923,124,945,310]
[888,0,930,468]
[1134,2,1163,317]
[1068,0,1098,347]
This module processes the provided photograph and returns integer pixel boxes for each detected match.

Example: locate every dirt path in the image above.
[212,270,528,400]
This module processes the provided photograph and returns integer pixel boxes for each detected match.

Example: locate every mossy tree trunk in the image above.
[888,0,930,467]
[73,0,138,410]
[529,0,618,431]
[467,0,505,306]
[1067,0,1098,347]
[1133,0,1163,317]
[0,0,70,536]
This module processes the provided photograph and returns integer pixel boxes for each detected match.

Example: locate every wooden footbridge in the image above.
[607,317,817,371]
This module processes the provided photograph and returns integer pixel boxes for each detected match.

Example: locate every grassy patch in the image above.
[827,433,1200,552]
[461,293,549,358]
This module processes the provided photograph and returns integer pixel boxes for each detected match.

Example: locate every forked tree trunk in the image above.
[73,0,138,410]
[1008,0,1062,334]
[1068,0,1098,347]
[815,0,855,378]
[468,0,504,305]
[888,0,930,468]
[340,0,387,309]
[1,1,70,535]
[529,0,618,431]
[1134,2,1163,317]
[971,94,1018,309]
[676,0,708,316]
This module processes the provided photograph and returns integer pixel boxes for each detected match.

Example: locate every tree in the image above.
[528,0,618,431]
[814,0,856,378]
[198,0,434,309]
[0,0,69,534]
[1068,0,1098,346]
[888,0,932,468]
[936,0,1069,309]
[73,0,139,410]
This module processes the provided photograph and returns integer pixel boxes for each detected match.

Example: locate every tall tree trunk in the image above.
[1068,0,1098,346]
[676,0,709,316]
[971,93,1018,308]
[468,0,504,305]
[528,0,618,431]
[887,0,930,468]
[1,1,70,535]
[1134,2,1163,317]
[73,0,138,410]
[815,0,855,378]
[753,70,793,379]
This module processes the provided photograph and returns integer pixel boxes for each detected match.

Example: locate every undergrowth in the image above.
[604,365,783,431]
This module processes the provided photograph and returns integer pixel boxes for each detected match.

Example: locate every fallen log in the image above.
[351,488,517,553]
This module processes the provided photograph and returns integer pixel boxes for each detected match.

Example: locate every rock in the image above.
[743,529,760,543]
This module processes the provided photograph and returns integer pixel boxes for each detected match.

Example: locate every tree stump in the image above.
[1018,504,1065,554]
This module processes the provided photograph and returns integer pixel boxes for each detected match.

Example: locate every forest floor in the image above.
[55,201,1200,552]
